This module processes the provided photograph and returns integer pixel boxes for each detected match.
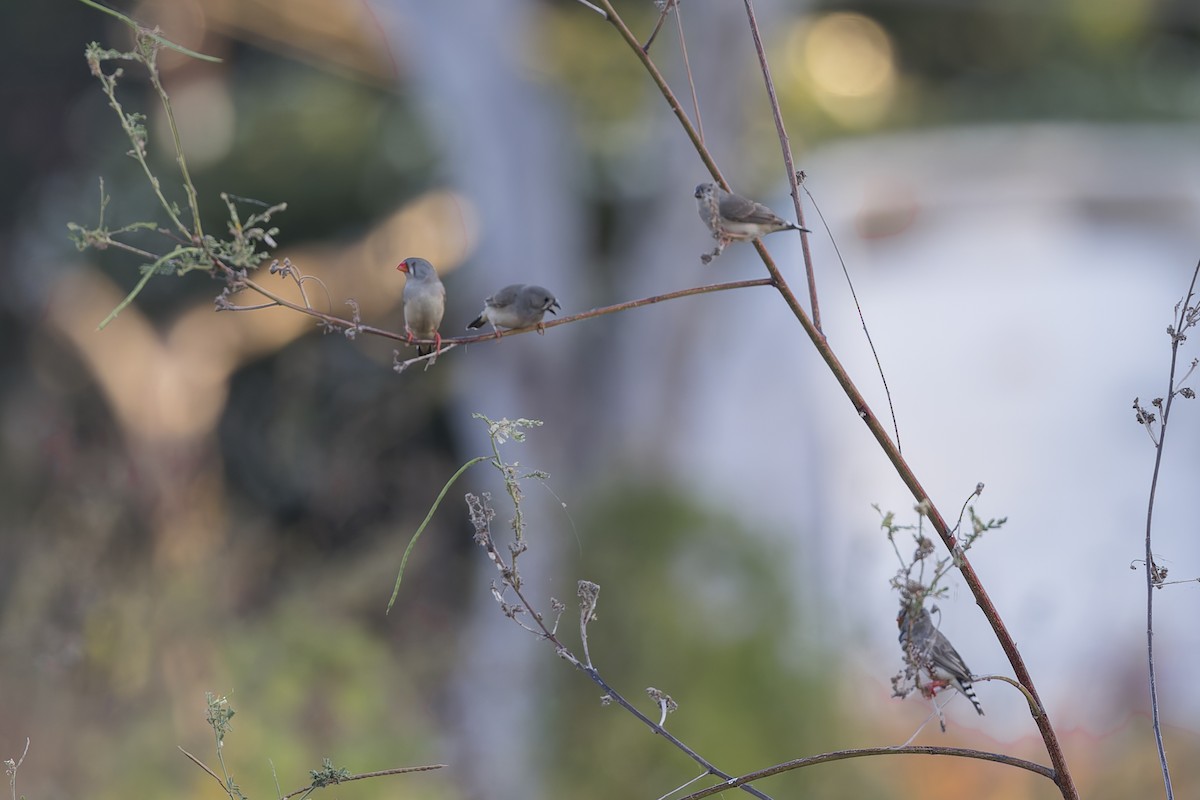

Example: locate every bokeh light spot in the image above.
[787,12,897,128]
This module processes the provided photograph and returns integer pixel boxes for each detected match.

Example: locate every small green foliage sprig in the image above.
[387,414,547,612]
[67,10,285,329]
[880,483,1006,614]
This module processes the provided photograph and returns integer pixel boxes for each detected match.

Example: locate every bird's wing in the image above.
[929,633,973,680]
[487,284,523,308]
[719,192,785,225]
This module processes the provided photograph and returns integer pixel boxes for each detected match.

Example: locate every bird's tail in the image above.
[466,316,486,330]
[956,678,985,716]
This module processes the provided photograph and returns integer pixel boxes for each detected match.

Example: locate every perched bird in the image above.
[397,257,446,357]
[467,284,560,337]
[897,605,985,716]
[694,182,809,263]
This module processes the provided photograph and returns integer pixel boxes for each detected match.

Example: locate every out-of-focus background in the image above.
[3,0,1200,798]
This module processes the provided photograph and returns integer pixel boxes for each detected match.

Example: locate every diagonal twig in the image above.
[742,0,820,331]
[800,179,902,452]
[673,2,704,144]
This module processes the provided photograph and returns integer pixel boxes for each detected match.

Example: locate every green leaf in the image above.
[386,456,490,614]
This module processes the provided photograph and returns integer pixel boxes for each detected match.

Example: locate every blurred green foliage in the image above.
[549,485,879,799]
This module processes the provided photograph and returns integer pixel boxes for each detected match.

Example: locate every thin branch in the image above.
[230,270,773,350]
[643,2,671,52]
[976,673,1043,717]
[657,772,708,800]
[180,746,444,800]
[75,0,223,61]
[742,0,820,332]
[569,0,607,19]
[675,746,1056,800]
[801,180,902,451]
[1140,258,1200,800]
[596,1,725,184]
[279,764,446,800]
[178,747,228,794]
[148,53,205,240]
[894,699,947,747]
[948,483,984,540]
[673,2,704,144]
[89,46,191,239]
[6,738,30,800]
[222,300,282,312]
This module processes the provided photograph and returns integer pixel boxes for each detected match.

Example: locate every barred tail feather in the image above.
[953,677,985,716]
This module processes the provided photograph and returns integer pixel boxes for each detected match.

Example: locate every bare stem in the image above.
[148,53,204,240]
[177,747,230,796]
[569,0,607,18]
[6,738,30,800]
[976,673,1042,717]
[1141,258,1200,800]
[742,0,820,331]
[673,2,704,144]
[799,181,902,451]
[642,1,671,52]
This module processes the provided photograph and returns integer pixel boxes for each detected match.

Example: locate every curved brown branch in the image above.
[675,746,1055,800]
[592,2,1077,797]
[976,673,1042,718]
